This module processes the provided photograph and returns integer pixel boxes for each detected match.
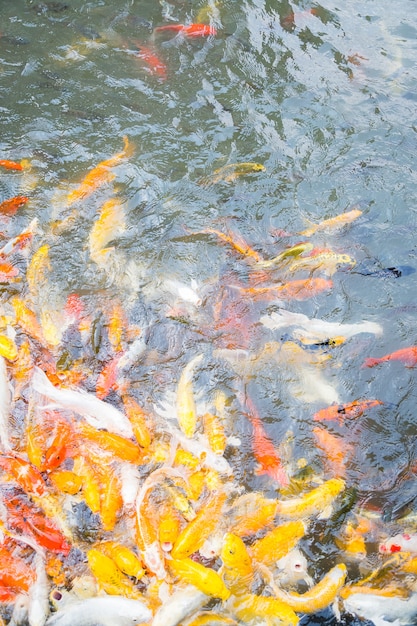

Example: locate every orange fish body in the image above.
[363,346,417,368]
[78,422,143,465]
[313,427,347,478]
[250,520,307,566]
[0,159,23,171]
[202,227,262,262]
[66,136,132,206]
[155,23,217,38]
[241,278,333,301]
[313,399,383,423]
[0,196,28,215]
[135,44,167,80]
[244,397,289,487]
[0,455,47,497]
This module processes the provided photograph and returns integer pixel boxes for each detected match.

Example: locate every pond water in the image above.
[1,0,417,624]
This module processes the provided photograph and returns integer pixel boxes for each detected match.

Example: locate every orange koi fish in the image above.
[6,495,71,555]
[0,159,23,171]
[313,399,384,423]
[240,278,333,301]
[0,455,47,497]
[363,346,417,368]
[299,207,362,237]
[42,417,74,472]
[0,218,37,256]
[244,396,289,487]
[66,136,132,207]
[155,23,217,38]
[198,227,262,262]
[229,492,278,537]
[135,44,167,80]
[0,196,28,215]
[96,355,122,399]
[313,426,347,478]
[100,467,124,532]
[77,422,143,464]
[0,261,19,282]
[0,540,35,592]
[250,520,307,567]
[122,394,153,449]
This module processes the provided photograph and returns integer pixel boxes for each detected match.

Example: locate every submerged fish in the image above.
[299,207,362,237]
[154,23,217,38]
[200,162,266,185]
[363,346,417,368]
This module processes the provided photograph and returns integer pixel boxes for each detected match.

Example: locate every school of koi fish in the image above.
[0,3,417,626]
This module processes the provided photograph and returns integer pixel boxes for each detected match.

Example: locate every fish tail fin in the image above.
[362,357,380,368]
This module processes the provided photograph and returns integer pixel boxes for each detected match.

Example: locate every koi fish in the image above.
[0,160,23,171]
[99,466,124,532]
[256,242,314,269]
[100,541,145,581]
[363,346,417,368]
[260,309,383,342]
[171,491,227,559]
[89,198,126,267]
[0,355,12,451]
[77,422,143,464]
[31,366,134,438]
[275,478,345,519]
[250,520,307,567]
[169,557,231,600]
[0,217,37,256]
[229,492,278,536]
[45,595,152,626]
[286,248,356,276]
[379,533,417,554]
[239,278,333,301]
[134,44,167,80]
[87,548,142,599]
[0,335,18,361]
[66,136,132,207]
[154,23,217,38]
[220,533,255,595]
[313,399,384,423]
[0,196,28,215]
[176,354,204,438]
[299,207,363,237]
[201,412,227,455]
[229,593,298,626]
[28,551,50,626]
[200,162,266,185]
[0,261,19,282]
[313,427,348,478]
[152,586,209,626]
[196,227,262,262]
[48,469,82,495]
[272,563,347,614]
[0,455,47,497]
[344,592,417,626]
[244,396,289,487]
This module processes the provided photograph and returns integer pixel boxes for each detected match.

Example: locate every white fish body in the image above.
[0,355,12,452]
[152,585,209,626]
[379,533,417,554]
[344,592,417,626]
[45,596,152,626]
[28,552,50,626]
[31,366,133,438]
[260,310,383,340]
[9,594,29,626]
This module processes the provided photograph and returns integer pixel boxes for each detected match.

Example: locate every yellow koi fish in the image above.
[100,541,145,581]
[171,491,227,559]
[169,557,231,600]
[229,593,299,626]
[200,162,266,185]
[272,563,347,613]
[275,478,345,519]
[250,520,307,567]
[89,197,126,266]
[176,354,204,438]
[220,533,255,595]
[86,549,143,599]
[299,207,362,237]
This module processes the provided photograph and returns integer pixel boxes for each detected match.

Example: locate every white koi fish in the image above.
[31,367,133,438]
[45,596,152,626]
[344,592,417,626]
[28,552,50,626]
[152,585,209,626]
[260,309,383,342]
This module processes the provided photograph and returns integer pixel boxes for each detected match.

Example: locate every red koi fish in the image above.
[6,495,71,555]
[0,196,28,215]
[244,396,289,487]
[313,426,347,478]
[0,455,47,497]
[155,23,217,38]
[0,539,35,592]
[363,346,417,368]
[313,399,384,423]
[96,354,122,400]
[0,160,23,171]
[135,44,167,80]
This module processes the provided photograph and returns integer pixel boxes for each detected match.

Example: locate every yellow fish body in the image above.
[250,520,307,567]
[275,478,345,519]
[300,208,362,237]
[169,557,231,600]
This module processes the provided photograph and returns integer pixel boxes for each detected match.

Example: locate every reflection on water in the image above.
[1,0,417,624]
